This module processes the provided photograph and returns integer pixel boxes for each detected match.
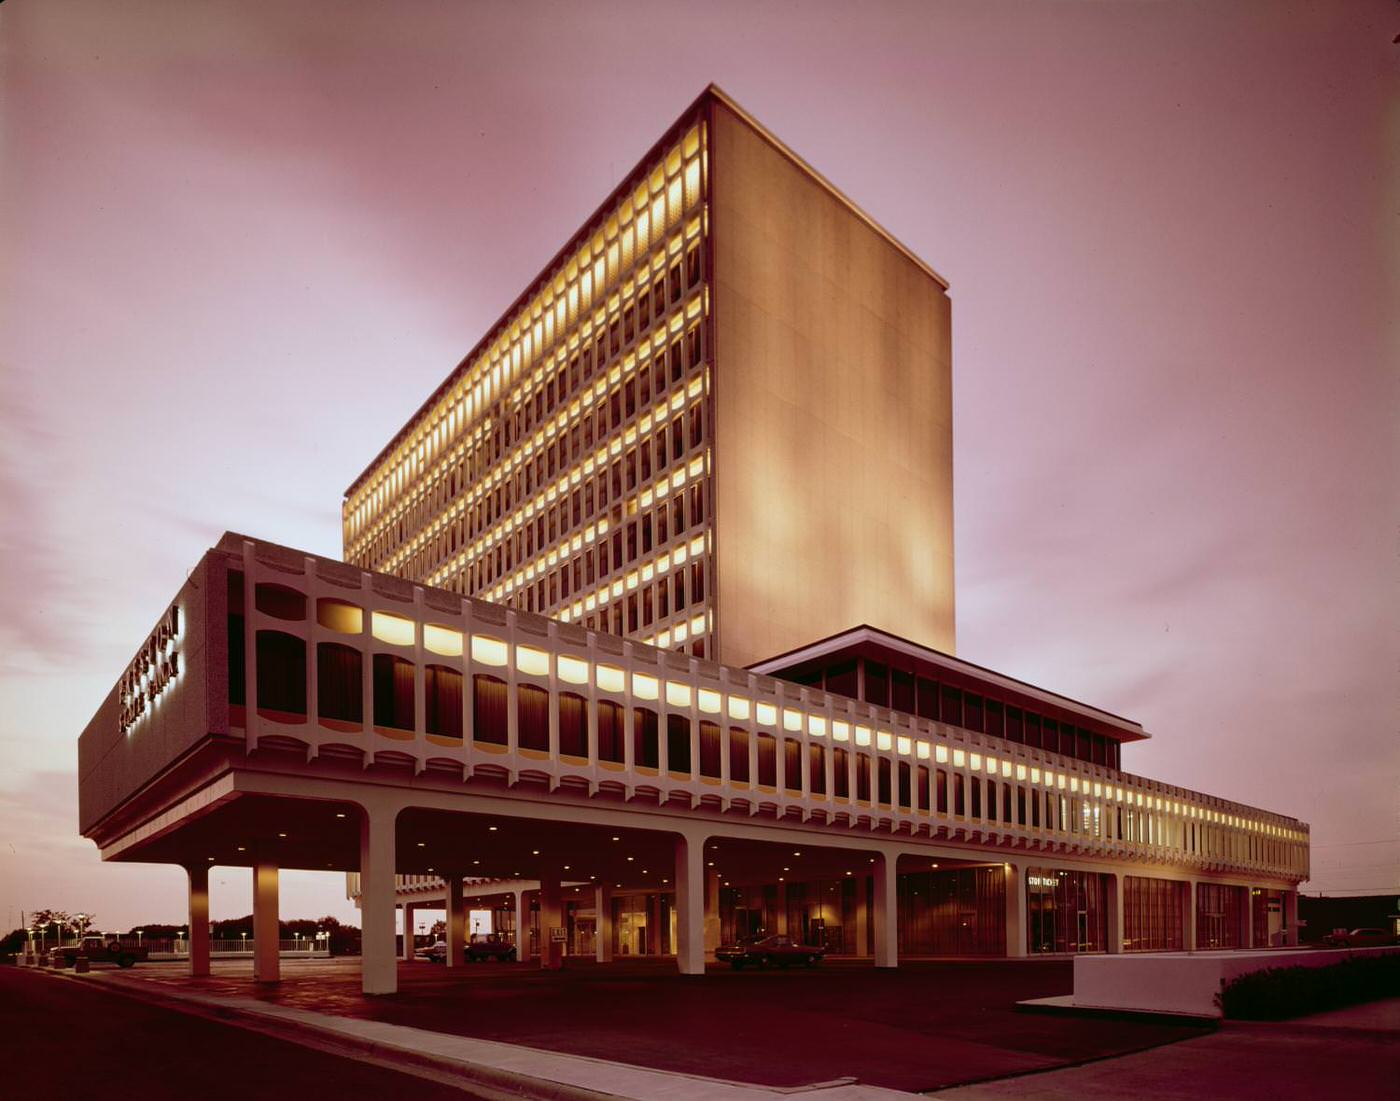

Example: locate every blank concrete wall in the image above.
[709,99,955,668]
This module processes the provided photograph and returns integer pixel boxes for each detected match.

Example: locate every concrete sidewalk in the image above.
[929,998,1400,1101]
[72,968,918,1101]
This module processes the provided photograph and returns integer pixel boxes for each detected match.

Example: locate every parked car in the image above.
[415,940,449,963]
[1321,928,1396,948]
[465,934,517,962]
[54,935,148,969]
[715,934,824,970]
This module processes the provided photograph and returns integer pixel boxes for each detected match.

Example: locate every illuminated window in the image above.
[317,599,363,635]
[372,612,414,648]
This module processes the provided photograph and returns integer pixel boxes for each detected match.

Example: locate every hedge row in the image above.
[1218,952,1400,1020]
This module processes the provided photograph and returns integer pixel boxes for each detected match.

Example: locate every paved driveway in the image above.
[120,956,1209,1093]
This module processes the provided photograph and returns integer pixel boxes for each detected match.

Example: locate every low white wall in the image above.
[1073,946,1400,1018]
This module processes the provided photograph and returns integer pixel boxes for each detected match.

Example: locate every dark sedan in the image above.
[715,934,824,969]
[465,934,518,962]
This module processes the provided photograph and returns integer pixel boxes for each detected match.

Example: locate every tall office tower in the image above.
[342,86,954,669]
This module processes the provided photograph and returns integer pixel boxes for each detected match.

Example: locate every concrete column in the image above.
[872,851,898,968]
[186,864,210,978]
[674,833,705,975]
[401,903,415,961]
[446,876,466,967]
[513,889,529,959]
[1005,863,1027,957]
[854,876,870,958]
[595,886,613,962]
[1105,872,1123,954]
[704,868,721,955]
[252,861,279,983]
[359,803,398,995]
[1283,889,1299,946]
[539,870,563,970]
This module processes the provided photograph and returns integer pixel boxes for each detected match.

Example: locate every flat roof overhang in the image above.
[96,772,986,891]
[749,625,1150,746]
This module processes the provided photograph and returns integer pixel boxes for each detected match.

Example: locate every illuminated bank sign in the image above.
[120,605,180,735]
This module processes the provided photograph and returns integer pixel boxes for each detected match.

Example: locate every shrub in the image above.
[1218,953,1400,1020]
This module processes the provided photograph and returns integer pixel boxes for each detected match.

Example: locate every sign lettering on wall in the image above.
[120,605,180,735]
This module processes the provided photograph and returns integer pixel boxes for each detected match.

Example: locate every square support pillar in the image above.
[854,877,870,958]
[539,871,563,970]
[402,903,416,961]
[446,876,466,967]
[674,834,705,975]
[359,804,398,995]
[595,886,613,963]
[872,851,898,968]
[513,889,529,960]
[187,864,210,978]
[704,868,721,956]
[252,861,279,983]
[1005,863,1027,957]
[1105,872,1123,955]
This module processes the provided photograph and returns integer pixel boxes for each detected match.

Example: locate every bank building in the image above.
[79,86,1308,995]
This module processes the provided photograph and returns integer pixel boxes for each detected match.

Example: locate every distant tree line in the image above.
[3,913,361,956]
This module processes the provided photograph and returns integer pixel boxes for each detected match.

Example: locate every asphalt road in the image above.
[0,965,484,1099]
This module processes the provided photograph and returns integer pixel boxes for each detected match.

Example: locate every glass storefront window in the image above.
[1124,875,1188,952]
[1026,868,1109,954]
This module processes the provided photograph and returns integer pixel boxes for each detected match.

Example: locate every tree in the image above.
[29,910,72,947]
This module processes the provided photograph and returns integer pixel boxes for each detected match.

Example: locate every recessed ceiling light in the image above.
[707,861,714,866]
[611,836,620,842]
[207,856,215,861]
[778,877,784,882]
[793,851,801,856]
[278,833,287,838]
[417,842,426,848]
[237,846,246,852]
[473,860,480,865]
[489,826,498,832]
[626,856,634,861]
[531,849,540,855]
[335,813,346,819]
[563,865,571,870]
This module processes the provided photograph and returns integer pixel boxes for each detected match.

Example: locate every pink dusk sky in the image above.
[0,1,1394,934]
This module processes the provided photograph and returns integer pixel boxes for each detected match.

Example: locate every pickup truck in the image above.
[54,935,149,969]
